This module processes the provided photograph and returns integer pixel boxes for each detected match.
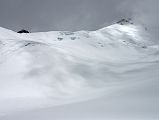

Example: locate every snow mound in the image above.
[0,23,159,117]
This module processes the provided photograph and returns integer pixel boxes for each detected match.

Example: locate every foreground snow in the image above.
[0,24,159,120]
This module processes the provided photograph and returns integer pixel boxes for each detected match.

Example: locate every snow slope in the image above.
[0,23,159,119]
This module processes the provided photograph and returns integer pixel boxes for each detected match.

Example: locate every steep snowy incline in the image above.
[0,23,159,119]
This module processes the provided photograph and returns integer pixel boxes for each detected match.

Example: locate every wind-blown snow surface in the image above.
[0,24,159,120]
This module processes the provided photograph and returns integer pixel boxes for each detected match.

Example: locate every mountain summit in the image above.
[116,18,134,25]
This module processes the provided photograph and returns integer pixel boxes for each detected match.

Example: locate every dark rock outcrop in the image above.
[117,18,133,25]
[17,29,30,33]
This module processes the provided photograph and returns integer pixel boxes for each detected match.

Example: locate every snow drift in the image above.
[0,23,159,119]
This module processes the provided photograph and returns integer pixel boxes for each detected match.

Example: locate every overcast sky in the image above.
[0,0,158,32]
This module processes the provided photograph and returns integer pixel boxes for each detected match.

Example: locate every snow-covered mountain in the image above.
[0,23,159,120]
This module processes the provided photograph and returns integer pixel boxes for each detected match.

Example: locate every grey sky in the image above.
[0,0,158,32]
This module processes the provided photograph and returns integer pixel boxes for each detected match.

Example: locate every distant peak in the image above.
[116,18,134,25]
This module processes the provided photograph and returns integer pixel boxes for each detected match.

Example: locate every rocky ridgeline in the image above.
[116,18,133,25]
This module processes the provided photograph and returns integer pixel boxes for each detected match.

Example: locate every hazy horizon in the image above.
[0,0,158,32]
